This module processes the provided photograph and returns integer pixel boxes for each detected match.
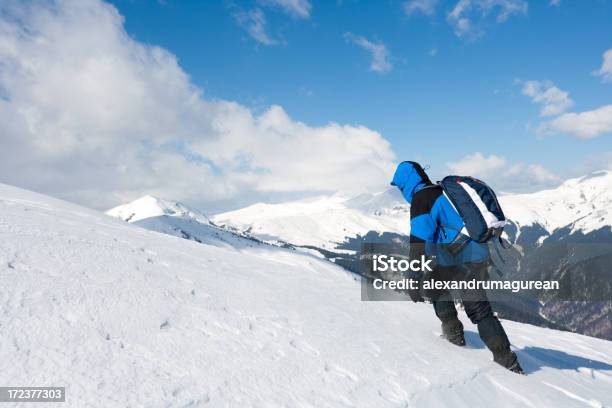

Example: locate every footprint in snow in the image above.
[140,248,157,256]
[324,363,359,383]
[289,339,320,356]
[377,377,410,403]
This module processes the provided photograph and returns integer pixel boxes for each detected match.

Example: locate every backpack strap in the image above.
[446,232,471,257]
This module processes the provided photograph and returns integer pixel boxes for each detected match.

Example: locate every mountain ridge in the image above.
[210,170,612,249]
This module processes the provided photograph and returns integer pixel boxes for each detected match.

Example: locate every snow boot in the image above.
[441,319,466,347]
[477,316,524,373]
[508,359,525,375]
[494,348,524,374]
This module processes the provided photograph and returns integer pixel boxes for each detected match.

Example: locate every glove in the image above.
[406,271,424,303]
[408,287,424,303]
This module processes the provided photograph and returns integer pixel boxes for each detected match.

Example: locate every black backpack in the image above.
[438,175,507,244]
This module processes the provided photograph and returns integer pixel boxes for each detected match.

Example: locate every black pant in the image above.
[430,264,516,366]
[433,293,494,325]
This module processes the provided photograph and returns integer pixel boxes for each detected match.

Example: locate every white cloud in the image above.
[344,33,392,74]
[446,153,560,192]
[403,0,438,16]
[520,80,574,117]
[447,152,506,175]
[232,8,279,46]
[594,48,612,82]
[549,0,560,6]
[447,0,527,37]
[259,0,312,19]
[518,79,611,139]
[544,105,612,139]
[0,0,396,210]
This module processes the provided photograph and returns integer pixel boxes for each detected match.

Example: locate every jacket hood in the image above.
[390,161,431,204]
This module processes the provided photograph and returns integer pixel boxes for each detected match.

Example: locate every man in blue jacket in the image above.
[391,161,523,374]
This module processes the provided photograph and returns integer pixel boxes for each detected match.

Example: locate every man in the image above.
[391,161,524,374]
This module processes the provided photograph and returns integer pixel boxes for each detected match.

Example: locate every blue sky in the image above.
[1,0,611,211]
[109,0,612,182]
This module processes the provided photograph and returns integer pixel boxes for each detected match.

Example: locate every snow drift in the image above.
[1,183,612,407]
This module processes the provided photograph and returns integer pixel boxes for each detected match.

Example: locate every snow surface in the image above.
[2,183,612,407]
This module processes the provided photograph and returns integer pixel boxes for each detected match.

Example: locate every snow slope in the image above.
[213,189,409,249]
[2,183,612,407]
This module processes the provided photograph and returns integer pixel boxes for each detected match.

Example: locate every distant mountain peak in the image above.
[106,195,209,224]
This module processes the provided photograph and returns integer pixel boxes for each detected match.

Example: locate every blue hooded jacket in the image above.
[391,161,489,266]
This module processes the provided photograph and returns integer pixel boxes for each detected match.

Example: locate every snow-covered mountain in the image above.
[2,182,612,407]
[107,195,210,224]
[213,170,612,251]
[213,188,409,249]
[106,195,268,248]
[500,172,612,340]
[501,170,612,243]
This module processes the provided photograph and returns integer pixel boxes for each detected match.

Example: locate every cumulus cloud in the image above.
[544,105,612,139]
[344,33,392,74]
[447,152,506,175]
[259,0,312,19]
[549,0,560,6]
[403,0,438,16]
[232,8,279,46]
[447,0,527,37]
[518,79,611,139]
[446,153,560,192]
[594,48,612,82]
[520,80,574,117]
[0,0,396,210]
